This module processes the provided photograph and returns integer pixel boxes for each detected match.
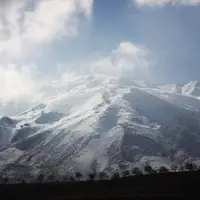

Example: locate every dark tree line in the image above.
[0,162,199,184]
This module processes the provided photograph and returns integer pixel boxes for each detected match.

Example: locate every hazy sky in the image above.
[0,0,200,102]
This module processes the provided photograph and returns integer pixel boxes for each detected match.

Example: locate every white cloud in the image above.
[23,0,93,43]
[135,0,200,6]
[0,41,151,116]
[88,41,151,79]
[0,0,93,107]
[0,0,93,57]
[0,64,39,102]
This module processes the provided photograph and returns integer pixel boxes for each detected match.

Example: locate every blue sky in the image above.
[0,0,200,101]
[32,0,200,83]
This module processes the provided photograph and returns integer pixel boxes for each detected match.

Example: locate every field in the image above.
[1,171,200,199]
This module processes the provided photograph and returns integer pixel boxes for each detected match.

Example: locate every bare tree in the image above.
[171,164,178,172]
[185,162,197,171]
[47,173,55,182]
[98,172,108,180]
[88,173,96,181]
[111,172,120,180]
[122,170,130,177]
[144,165,153,174]
[3,176,9,184]
[132,167,143,176]
[179,166,185,172]
[63,175,70,182]
[69,176,75,181]
[75,172,83,181]
[37,173,45,183]
[158,166,169,173]
[196,165,200,172]
[21,178,26,184]
[18,174,26,184]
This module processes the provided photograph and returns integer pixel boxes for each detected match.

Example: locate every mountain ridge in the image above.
[1,75,200,179]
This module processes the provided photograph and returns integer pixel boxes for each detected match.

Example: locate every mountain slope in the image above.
[1,75,200,178]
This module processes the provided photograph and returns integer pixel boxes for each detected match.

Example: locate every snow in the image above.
[137,156,172,170]
[0,148,23,167]
[157,84,182,94]
[182,81,200,97]
[1,76,200,174]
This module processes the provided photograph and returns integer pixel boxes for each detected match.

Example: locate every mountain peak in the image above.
[182,80,200,96]
[2,76,200,176]
[188,80,200,87]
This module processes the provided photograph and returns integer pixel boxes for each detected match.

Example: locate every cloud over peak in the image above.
[0,41,151,105]
[89,41,151,79]
[0,64,39,102]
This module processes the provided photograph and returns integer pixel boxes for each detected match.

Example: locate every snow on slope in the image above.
[182,81,200,97]
[157,81,200,97]
[1,75,200,177]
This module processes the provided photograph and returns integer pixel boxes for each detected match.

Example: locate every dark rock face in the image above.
[0,117,15,126]
[11,127,39,143]
[35,112,65,124]
[0,117,16,147]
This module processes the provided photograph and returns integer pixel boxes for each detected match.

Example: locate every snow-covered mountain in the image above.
[1,75,200,179]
